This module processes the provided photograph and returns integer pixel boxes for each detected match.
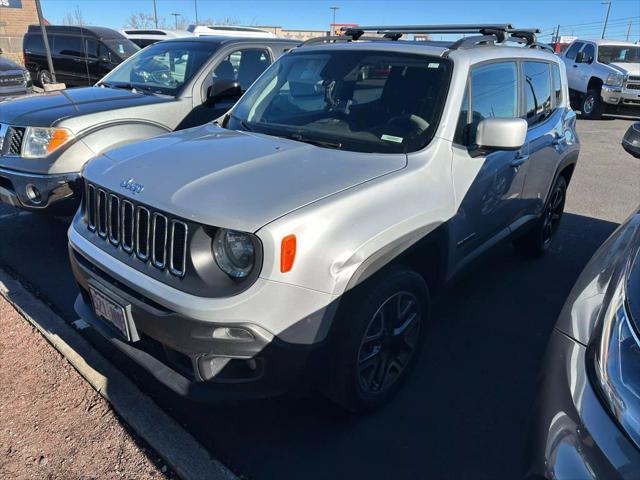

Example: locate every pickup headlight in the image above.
[23,70,31,83]
[606,73,625,87]
[21,127,74,158]
[593,282,640,447]
[212,229,255,279]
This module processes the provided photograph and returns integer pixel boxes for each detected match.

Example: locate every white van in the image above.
[120,29,194,48]
[187,25,277,38]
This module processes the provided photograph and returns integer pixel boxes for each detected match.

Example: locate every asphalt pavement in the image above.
[1,116,639,479]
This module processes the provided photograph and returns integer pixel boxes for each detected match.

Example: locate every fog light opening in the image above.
[212,327,255,342]
[246,358,257,371]
[25,184,42,204]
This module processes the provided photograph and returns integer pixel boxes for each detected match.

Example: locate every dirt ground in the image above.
[0,295,171,479]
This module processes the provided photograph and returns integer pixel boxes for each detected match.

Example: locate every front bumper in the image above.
[0,166,80,211]
[601,85,640,107]
[526,329,640,479]
[68,237,335,402]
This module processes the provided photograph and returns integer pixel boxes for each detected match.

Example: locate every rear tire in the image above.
[581,89,604,119]
[324,265,429,412]
[37,69,52,87]
[513,176,567,258]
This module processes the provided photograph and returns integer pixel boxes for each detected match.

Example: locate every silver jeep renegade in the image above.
[69,25,580,411]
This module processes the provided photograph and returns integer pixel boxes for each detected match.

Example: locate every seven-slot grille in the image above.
[85,182,188,277]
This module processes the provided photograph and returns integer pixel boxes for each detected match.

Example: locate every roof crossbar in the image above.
[301,24,553,53]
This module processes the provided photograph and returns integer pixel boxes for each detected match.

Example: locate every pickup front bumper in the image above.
[0,166,80,212]
[601,84,640,107]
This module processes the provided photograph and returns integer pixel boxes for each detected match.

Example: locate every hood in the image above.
[0,56,23,72]
[0,86,171,127]
[608,62,640,76]
[86,123,407,232]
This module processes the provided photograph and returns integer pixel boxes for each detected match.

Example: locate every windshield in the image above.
[104,39,139,60]
[100,41,217,96]
[227,50,452,153]
[598,45,640,64]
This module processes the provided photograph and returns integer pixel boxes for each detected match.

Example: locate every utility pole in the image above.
[34,0,56,84]
[152,0,158,28]
[601,1,612,39]
[626,20,632,41]
[171,13,181,30]
[194,0,199,25]
[554,24,560,44]
[330,6,339,35]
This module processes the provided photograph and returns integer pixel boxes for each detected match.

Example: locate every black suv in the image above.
[23,25,139,87]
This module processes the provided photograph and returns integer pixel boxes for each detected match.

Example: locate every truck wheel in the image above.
[513,176,567,258]
[581,90,604,119]
[325,265,429,412]
[37,69,52,87]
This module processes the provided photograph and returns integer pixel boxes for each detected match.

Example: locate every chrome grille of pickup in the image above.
[84,182,188,277]
[0,74,25,86]
[628,76,640,83]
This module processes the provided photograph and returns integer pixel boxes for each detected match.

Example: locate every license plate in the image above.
[89,285,131,341]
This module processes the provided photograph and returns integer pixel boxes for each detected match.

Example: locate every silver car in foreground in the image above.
[527,125,640,479]
[69,25,580,411]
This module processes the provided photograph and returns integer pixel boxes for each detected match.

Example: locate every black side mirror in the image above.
[206,79,242,104]
[575,51,584,63]
[622,123,640,159]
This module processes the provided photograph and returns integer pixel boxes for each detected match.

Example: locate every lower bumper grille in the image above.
[84,182,188,277]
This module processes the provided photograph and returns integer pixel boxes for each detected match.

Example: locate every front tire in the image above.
[581,89,604,119]
[325,265,429,412]
[513,176,567,258]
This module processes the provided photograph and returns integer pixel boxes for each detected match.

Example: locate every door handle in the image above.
[572,64,578,68]
[511,155,529,168]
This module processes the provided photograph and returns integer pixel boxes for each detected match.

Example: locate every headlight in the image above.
[21,127,74,158]
[212,228,255,279]
[23,70,31,82]
[593,282,640,447]
[606,73,625,87]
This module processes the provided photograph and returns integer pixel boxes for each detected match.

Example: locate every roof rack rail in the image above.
[301,24,554,53]
[301,34,386,47]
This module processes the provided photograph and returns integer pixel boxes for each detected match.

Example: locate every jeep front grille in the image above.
[84,182,188,277]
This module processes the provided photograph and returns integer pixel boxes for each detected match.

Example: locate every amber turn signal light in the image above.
[280,235,297,273]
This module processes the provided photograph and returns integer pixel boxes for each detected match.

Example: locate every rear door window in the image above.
[552,63,562,106]
[523,61,552,125]
[54,35,83,57]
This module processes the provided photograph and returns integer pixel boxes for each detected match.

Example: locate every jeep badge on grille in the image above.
[120,178,144,195]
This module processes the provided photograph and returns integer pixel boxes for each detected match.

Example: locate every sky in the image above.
[39,0,640,42]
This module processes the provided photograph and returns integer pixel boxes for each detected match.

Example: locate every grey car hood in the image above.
[86,123,407,232]
[0,86,171,127]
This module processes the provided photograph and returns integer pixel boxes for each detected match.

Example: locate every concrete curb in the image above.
[0,269,237,480]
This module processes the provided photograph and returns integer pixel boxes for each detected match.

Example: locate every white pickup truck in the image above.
[560,39,640,119]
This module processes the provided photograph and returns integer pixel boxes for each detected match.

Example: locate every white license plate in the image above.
[89,285,130,340]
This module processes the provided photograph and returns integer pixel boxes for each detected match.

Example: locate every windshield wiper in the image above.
[227,114,253,132]
[101,82,157,95]
[286,132,342,150]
